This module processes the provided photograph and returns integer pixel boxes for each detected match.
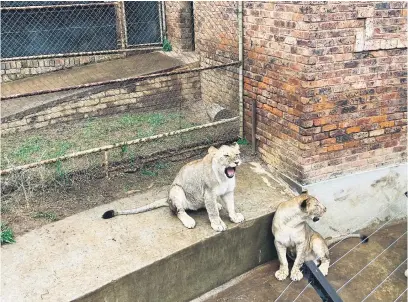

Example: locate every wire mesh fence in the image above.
[1,1,242,200]
[1,1,163,59]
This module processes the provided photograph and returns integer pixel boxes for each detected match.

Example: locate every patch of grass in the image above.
[12,136,45,162]
[1,223,15,245]
[32,211,58,222]
[1,111,189,169]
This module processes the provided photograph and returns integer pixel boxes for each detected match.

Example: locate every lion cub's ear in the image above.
[300,194,309,211]
[208,146,218,154]
[232,142,240,150]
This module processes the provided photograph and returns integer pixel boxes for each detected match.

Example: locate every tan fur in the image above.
[272,194,362,281]
[104,143,244,232]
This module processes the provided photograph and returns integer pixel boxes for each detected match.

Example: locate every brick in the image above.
[380,121,395,128]
[327,144,344,152]
[370,129,385,137]
[322,124,337,132]
[346,126,361,134]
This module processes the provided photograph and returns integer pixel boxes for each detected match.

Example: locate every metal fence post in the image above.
[303,261,343,302]
[115,1,128,50]
[238,1,244,139]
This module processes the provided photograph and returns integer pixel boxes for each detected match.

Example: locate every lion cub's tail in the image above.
[325,234,369,247]
[102,198,168,219]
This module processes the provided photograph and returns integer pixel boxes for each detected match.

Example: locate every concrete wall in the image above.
[304,163,407,238]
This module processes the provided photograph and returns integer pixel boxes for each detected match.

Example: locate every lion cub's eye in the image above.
[224,154,230,158]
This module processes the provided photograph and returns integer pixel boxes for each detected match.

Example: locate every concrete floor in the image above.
[1,161,295,302]
[197,222,407,302]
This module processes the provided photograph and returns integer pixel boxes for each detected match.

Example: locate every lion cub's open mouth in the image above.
[225,167,236,178]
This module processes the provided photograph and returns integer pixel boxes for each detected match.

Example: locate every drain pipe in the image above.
[252,97,257,155]
[238,1,244,139]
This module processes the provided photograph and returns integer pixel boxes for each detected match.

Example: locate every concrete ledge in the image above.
[1,162,294,302]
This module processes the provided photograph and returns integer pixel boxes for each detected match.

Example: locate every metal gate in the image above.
[1,1,163,59]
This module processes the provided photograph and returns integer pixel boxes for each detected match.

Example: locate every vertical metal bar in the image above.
[120,1,128,49]
[158,1,164,44]
[252,99,257,155]
[161,1,167,41]
[104,151,109,178]
[115,1,125,49]
[190,1,195,51]
[238,1,244,138]
[303,261,343,302]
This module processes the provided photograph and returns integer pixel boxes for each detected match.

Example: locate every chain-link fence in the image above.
[1,1,163,59]
[1,2,242,201]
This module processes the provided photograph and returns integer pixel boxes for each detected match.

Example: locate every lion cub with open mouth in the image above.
[103,143,244,232]
[272,193,368,281]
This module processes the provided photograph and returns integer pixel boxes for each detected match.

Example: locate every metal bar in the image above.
[0,117,239,175]
[2,61,241,100]
[115,2,125,49]
[125,42,163,47]
[162,1,167,41]
[238,1,244,138]
[303,261,343,302]
[0,2,116,11]
[252,100,257,155]
[1,46,162,62]
[120,1,128,49]
[158,1,164,44]
[190,1,195,51]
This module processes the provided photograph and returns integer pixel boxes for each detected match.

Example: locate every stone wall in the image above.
[242,1,407,185]
[1,72,200,136]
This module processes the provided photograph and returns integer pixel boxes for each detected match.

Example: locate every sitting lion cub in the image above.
[272,193,368,281]
[103,143,244,232]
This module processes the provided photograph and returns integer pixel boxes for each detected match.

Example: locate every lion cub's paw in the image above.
[211,219,227,232]
[290,269,303,281]
[319,266,328,276]
[217,203,223,211]
[179,215,196,229]
[230,213,245,223]
[275,267,289,281]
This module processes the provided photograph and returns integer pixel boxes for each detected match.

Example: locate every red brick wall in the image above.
[242,1,407,185]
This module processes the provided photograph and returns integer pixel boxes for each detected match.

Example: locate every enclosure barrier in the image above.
[1,61,241,100]
[0,117,238,176]
[1,1,164,61]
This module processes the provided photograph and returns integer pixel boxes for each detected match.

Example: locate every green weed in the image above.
[162,38,172,52]
[1,223,15,245]
[237,138,249,145]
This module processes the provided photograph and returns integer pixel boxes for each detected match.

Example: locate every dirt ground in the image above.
[1,144,253,237]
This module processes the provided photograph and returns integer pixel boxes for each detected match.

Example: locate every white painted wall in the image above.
[304,164,407,238]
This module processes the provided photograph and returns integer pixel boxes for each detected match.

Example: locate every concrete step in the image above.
[194,222,407,302]
[0,161,294,302]
[1,51,199,122]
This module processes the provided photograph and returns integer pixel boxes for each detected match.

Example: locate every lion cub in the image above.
[272,194,368,281]
[103,143,244,232]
